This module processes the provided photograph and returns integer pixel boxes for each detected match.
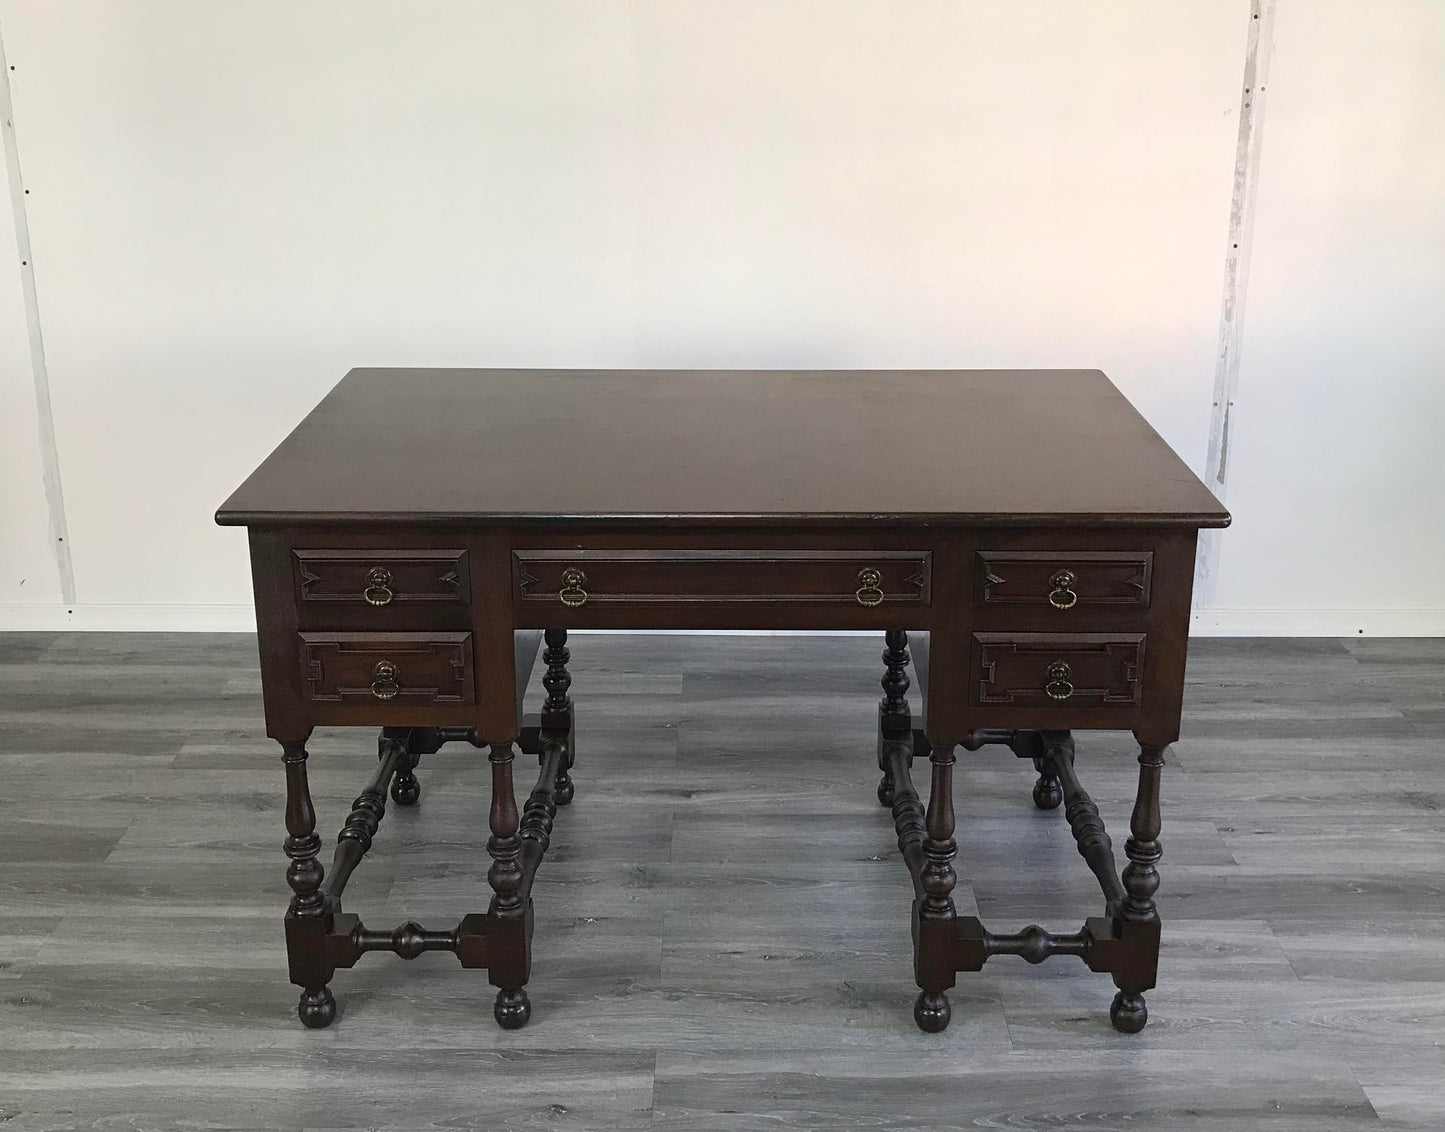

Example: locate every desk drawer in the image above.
[298,632,474,706]
[293,549,470,608]
[973,632,1145,708]
[976,550,1151,612]
[514,549,931,608]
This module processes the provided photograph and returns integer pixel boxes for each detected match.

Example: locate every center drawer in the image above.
[513,549,932,608]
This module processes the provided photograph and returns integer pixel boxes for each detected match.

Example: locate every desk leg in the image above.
[1031,749,1065,810]
[385,728,425,806]
[876,630,912,807]
[541,629,576,805]
[279,737,336,1028]
[886,726,1167,1034]
[1110,738,1167,1033]
[914,739,959,1032]
[487,741,532,1028]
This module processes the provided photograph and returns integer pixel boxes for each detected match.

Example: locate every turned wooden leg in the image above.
[385,728,423,806]
[1111,739,1167,1033]
[487,741,531,1028]
[914,739,958,1032]
[1031,751,1064,810]
[541,628,575,805]
[280,738,336,1028]
[382,726,449,806]
[877,630,911,807]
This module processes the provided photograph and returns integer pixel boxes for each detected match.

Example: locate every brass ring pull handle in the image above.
[559,567,588,607]
[370,659,400,700]
[364,567,395,607]
[1047,569,1078,610]
[1045,660,1074,701]
[855,568,885,607]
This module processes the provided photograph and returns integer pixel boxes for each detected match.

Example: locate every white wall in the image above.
[1199,0,1445,635]
[0,29,61,611]
[0,2,1439,635]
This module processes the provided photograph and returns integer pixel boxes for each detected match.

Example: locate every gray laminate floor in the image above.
[1,633,1443,1131]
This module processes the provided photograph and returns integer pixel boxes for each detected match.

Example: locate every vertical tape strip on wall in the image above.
[1196,0,1276,604]
[0,20,76,604]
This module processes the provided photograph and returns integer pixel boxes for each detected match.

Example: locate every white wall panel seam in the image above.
[1196,0,1276,604]
[0,18,75,604]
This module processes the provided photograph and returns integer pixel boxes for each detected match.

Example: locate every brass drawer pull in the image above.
[370,659,400,700]
[559,567,588,607]
[856,568,885,607]
[1045,661,1074,701]
[364,567,395,607]
[1047,569,1078,610]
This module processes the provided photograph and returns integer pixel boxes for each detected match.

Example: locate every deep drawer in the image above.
[976,550,1151,611]
[972,632,1146,708]
[293,549,470,607]
[298,632,474,705]
[513,549,931,608]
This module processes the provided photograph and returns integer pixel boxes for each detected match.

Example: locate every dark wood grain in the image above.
[216,369,1230,528]
[219,367,1226,1034]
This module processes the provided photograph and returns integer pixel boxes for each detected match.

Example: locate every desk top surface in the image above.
[216,368,1229,528]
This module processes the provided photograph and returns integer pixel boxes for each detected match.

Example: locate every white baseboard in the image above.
[0,603,258,632]
[1190,608,1445,637]
[3,603,1444,637]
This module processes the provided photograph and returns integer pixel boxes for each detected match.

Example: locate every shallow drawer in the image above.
[514,550,931,608]
[293,549,470,607]
[972,632,1145,708]
[298,632,474,705]
[976,550,1151,611]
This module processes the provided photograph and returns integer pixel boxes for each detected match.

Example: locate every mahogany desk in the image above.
[216,368,1229,1034]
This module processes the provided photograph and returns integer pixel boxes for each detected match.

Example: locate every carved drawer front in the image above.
[973,632,1146,708]
[514,550,931,607]
[976,550,1152,611]
[293,549,470,607]
[298,632,474,705]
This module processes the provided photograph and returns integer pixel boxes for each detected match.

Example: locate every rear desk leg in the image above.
[541,628,576,805]
[381,726,428,807]
[1031,751,1064,810]
[877,630,912,807]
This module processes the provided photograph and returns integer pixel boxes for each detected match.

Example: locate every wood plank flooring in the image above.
[0,633,1441,1130]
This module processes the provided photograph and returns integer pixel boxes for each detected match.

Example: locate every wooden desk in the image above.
[217,368,1228,1034]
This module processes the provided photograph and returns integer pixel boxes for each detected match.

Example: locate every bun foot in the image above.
[297,985,336,1029]
[1032,774,1063,810]
[391,771,421,806]
[913,990,951,1033]
[877,774,895,808]
[1110,990,1148,1033]
[554,770,575,806]
[494,988,532,1030]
